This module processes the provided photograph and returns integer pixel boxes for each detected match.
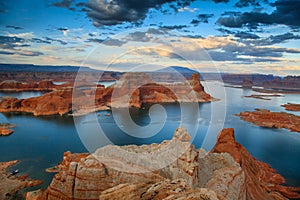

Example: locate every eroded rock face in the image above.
[110,72,215,108]
[26,127,300,200]
[212,128,300,200]
[0,89,74,116]
[235,109,300,132]
[100,179,221,200]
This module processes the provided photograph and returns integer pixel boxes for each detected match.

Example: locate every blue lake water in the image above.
[0,81,299,194]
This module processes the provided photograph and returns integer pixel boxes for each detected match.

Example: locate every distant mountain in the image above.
[0,63,99,72]
[157,66,199,74]
[156,66,224,81]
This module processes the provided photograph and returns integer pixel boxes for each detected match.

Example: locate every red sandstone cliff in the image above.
[26,128,300,200]
[212,128,300,199]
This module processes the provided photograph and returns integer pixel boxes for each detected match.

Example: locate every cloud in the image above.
[0,35,28,49]
[132,34,300,65]
[84,0,196,26]
[177,6,198,12]
[217,0,300,28]
[44,37,68,45]
[159,25,188,30]
[57,27,69,36]
[127,31,152,42]
[0,51,14,55]
[18,51,44,56]
[234,31,260,39]
[6,25,23,30]
[235,0,267,8]
[30,38,51,44]
[191,14,214,25]
[239,32,300,46]
[89,38,126,46]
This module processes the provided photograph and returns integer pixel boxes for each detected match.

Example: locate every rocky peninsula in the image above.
[281,103,300,112]
[0,73,215,116]
[26,127,300,200]
[235,109,300,132]
[0,160,42,200]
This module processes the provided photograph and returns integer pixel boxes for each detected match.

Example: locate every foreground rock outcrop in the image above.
[235,109,300,132]
[0,73,214,116]
[0,160,42,200]
[26,127,300,200]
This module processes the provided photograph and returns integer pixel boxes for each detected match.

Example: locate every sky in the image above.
[0,0,300,75]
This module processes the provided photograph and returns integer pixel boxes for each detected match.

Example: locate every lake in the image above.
[0,81,299,194]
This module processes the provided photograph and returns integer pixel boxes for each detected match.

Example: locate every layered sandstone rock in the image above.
[26,127,300,200]
[235,109,300,132]
[212,128,300,200]
[0,89,74,116]
[110,72,215,108]
[281,103,300,111]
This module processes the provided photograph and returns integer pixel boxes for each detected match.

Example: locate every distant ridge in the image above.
[0,63,98,72]
[157,66,199,74]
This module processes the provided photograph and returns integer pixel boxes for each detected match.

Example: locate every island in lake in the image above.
[235,109,300,133]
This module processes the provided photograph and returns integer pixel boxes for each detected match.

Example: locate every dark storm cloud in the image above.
[84,0,196,26]
[235,0,268,7]
[6,25,23,30]
[218,0,300,28]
